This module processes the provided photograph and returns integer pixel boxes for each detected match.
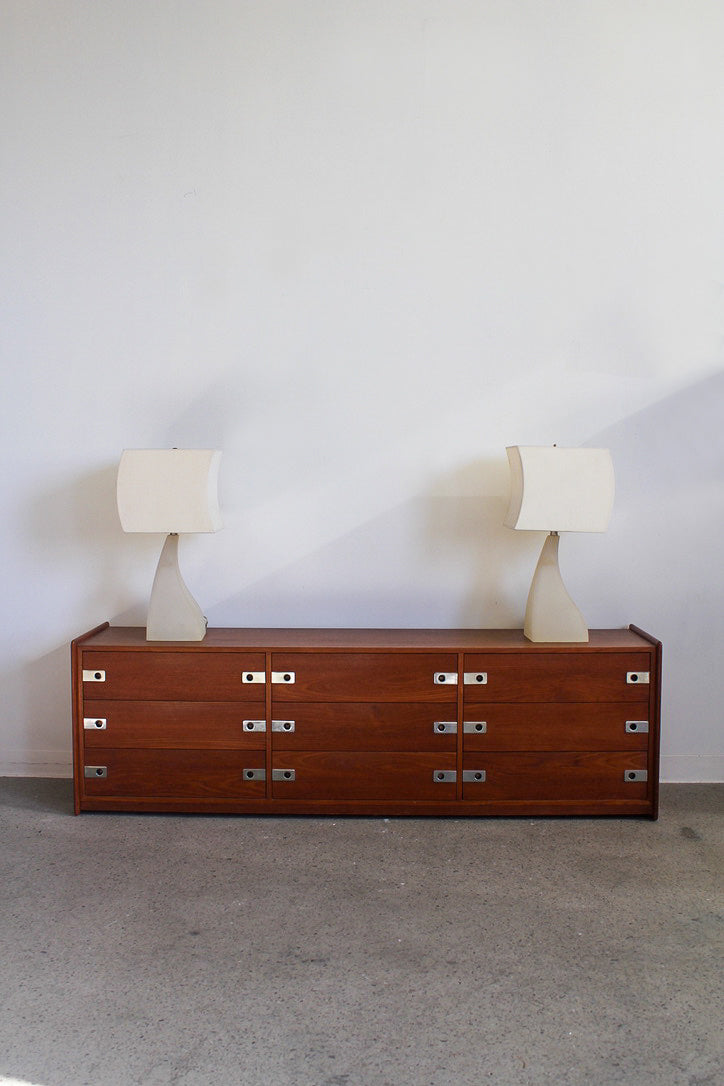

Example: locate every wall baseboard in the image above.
[660,755,724,783]
[0,751,72,778]
[1,753,722,783]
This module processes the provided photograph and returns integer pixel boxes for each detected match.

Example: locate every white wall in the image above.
[2,1,722,780]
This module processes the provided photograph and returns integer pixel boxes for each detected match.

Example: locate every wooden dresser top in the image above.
[75,625,658,654]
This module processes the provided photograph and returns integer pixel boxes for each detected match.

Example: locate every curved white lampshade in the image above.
[117,449,222,641]
[505,446,614,533]
[505,446,615,643]
[117,449,222,534]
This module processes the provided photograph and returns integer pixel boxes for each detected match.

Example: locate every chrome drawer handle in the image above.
[272,768,296,781]
[433,770,456,782]
[626,672,650,684]
[271,672,296,685]
[83,718,107,730]
[462,770,487,783]
[84,765,107,778]
[463,721,487,734]
[434,721,457,734]
[624,770,648,782]
[272,720,295,733]
[242,768,266,781]
[463,672,487,685]
[625,720,649,734]
[82,670,105,682]
[433,672,458,685]
[241,671,265,684]
[243,720,266,732]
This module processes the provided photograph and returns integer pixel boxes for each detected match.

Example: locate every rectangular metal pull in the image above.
[625,720,649,734]
[241,671,265,684]
[463,721,487,734]
[624,769,648,782]
[463,672,487,686]
[83,717,107,730]
[242,768,266,781]
[84,765,107,779]
[433,672,458,686]
[242,720,266,733]
[82,669,105,682]
[271,671,296,685]
[462,769,487,783]
[272,720,296,733]
[626,672,650,685]
[433,770,456,783]
[272,768,296,781]
[433,721,457,734]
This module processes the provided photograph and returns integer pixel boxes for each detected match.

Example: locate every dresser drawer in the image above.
[462,703,650,751]
[270,653,458,702]
[270,702,457,751]
[82,701,267,749]
[461,751,649,801]
[81,749,267,799]
[462,653,652,703]
[81,651,266,701]
[269,751,457,801]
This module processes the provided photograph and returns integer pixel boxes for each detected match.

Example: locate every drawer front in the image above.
[81,749,266,799]
[463,653,652,703]
[270,752,457,801]
[461,751,649,801]
[462,703,650,752]
[270,653,458,702]
[82,701,266,749]
[271,702,457,751]
[81,651,266,701]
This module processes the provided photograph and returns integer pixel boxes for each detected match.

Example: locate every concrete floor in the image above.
[1,780,722,1086]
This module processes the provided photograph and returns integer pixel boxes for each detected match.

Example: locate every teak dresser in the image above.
[72,624,661,818]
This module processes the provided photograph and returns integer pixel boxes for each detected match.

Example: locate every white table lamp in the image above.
[117,449,222,641]
[505,446,614,642]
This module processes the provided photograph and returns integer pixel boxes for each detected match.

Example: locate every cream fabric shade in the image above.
[505,446,614,533]
[117,449,222,534]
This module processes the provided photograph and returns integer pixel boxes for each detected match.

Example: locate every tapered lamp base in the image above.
[146,534,208,641]
[524,532,588,643]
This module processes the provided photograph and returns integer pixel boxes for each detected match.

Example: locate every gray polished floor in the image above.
[1,779,722,1086]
